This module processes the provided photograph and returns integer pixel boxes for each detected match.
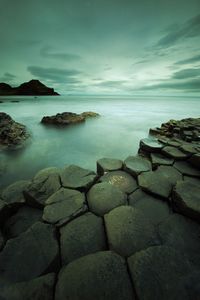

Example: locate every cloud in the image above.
[137,79,200,92]
[40,46,81,61]
[172,68,200,79]
[94,80,128,88]
[0,72,16,82]
[174,54,200,65]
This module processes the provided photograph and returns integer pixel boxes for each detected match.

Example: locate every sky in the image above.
[0,0,200,95]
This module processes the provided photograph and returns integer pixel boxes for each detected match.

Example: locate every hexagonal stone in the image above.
[172,180,200,221]
[124,156,151,177]
[96,158,123,175]
[4,206,43,239]
[87,182,127,216]
[162,146,188,160]
[189,153,200,169]
[128,246,192,300]
[43,188,87,226]
[100,171,138,194]
[24,168,61,208]
[158,213,200,266]
[0,273,55,300]
[129,189,170,225]
[0,222,59,285]
[60,165,97,191]
[140,138,164,153]
[104,206,157,257]
[150,153,174,168]
[180,143,198,155]
[55,251,135,300]
[138,166,182,199]
[2,180,30,207]
[174,161,200,177]
[60,212,106,265]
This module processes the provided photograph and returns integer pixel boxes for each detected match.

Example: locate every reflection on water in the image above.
[0,95,200,188]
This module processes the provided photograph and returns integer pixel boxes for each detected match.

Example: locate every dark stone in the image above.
[174,161,200,177]
[0,199,9,223]
[140,138,164,153]
[150,153,174,168]
[0,230,4,251]
[180,143,198,155]
[41,112,85,125]
[96,157,123,175]
[55,251,135,300]
[124,155,151,177]
[2,180,30,207]
[80,111,100,118]
[189,153,200,169]
[162,146,188,160]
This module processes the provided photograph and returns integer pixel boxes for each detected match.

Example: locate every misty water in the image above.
[0,95,200,189]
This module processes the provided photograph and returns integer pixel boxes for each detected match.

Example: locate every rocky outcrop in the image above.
[41,111,100,125]
[0,80,59,96]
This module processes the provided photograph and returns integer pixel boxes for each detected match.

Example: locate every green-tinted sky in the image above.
[0,0,200,95]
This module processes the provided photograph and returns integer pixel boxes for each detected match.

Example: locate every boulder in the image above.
[139,138,164,153]
[162,146,188,160]
[2,180,30,208]
[87,182,127,216]
[60,212,106,265]
[55,251,135,300]
[124,155,151,177]
[96,157,123,175]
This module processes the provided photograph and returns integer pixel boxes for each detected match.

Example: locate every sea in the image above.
[0,95,200,189]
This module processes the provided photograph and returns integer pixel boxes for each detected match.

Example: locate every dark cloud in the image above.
[40,46,81,61]
[140,79,200,91]
[0,72,16,82]
[94,80,128,88]
[174,54,200,65]
[172,68,200,79]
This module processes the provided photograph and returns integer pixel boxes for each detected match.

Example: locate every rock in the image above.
[55,251,135,300]
[180,143,198,155]
[174,161,200,177]
[150,153,174,168]
[60,165,97,191]
[0,199,9,223]
[172,180,200,221]
[80,111,100,118]
[87,182,127,216]
[129,189,170,225]
[139,138,164,153]
[0,230,4,251]
[100,170,138,194]
[60,212,106,265]
[128,245,192,300]
[24,167,61,207]
[41,112,85,125]
[2,180,30,207]
[189,153,200,169]
[158,213,200,266]
[0,113,29,148]
[124,155,151,177]
[43,188,87,226]
[162,146,188,160]
[0,273,55,300]
[0,222,59,285]
[4,206,42,239]
[104,206,157,257]
[138,166,182,199]
[96,157,123,175]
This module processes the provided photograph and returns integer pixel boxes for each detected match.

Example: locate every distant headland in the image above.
[0,79,60,96]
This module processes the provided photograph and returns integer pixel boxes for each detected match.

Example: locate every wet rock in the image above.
[128,245,192,300]
[104,206,157,257]
[189,153,200,169]
[180,143,198,155]
[129,189,170,225]
[0,222,59,285]
[55,251,134,300]
[2,180,30,207]
[96,157,123,175]
[0,273,55,300]
[100,170,138,194]
[172,180,200,221]
[60,165,97,191]
[80,111,100,118]
[0,199,9,223]
[41,112,85,125]
[174,161,200,177]
[124,155,151,177]
[60,212,106,265]
[150,153,174,168]
[0,230,4,250]
[43,188,87,226]
[24,167,61,207]
[140,138,164,153]
[87,182,127,216]
[162,146,188,160]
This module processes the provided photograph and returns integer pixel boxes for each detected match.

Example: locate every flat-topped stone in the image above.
[172,180,200,222]
[2,180,30,207]
[60,165,97,191]
[60,212,106,265]
[96,158,123,175]
[174,161,200,177]
[189,153,200,169]
[180,143,198,155]
[124,155,151,177]
[87,182,127,216]
[100,170,138,194]
[162,146,188,160]
[140,138,164,153]
[43,188,87,226]
[55,251,134,300]
[104,206,157,257]
[150,153,174,168]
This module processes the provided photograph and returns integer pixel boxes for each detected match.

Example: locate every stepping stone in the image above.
[4,206,42,239]
[2,180,30,207]
[172,180,200,222]
[162,146,188,160]
[60,212,106,265]
[189,153,200,169]
[140,138,164,153]
[55,251,134,300]
[0,222,59,285]
[43,188,87,226]
[150,153,174,168]
[180,143,198,155]
[24,168,61,208]
[174,161,200,177]
[60,165,97,191]
[87,182,127,216]
[159,213,200,266]
[129,189,170,225]
[167,140,181,147]
[124,156,151,177]
[138,166,182,199]
[100,170,138,194]
[128,246,192,300]
[96,158,123,175]
[104,206,157,257]
[0,273,55,300]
